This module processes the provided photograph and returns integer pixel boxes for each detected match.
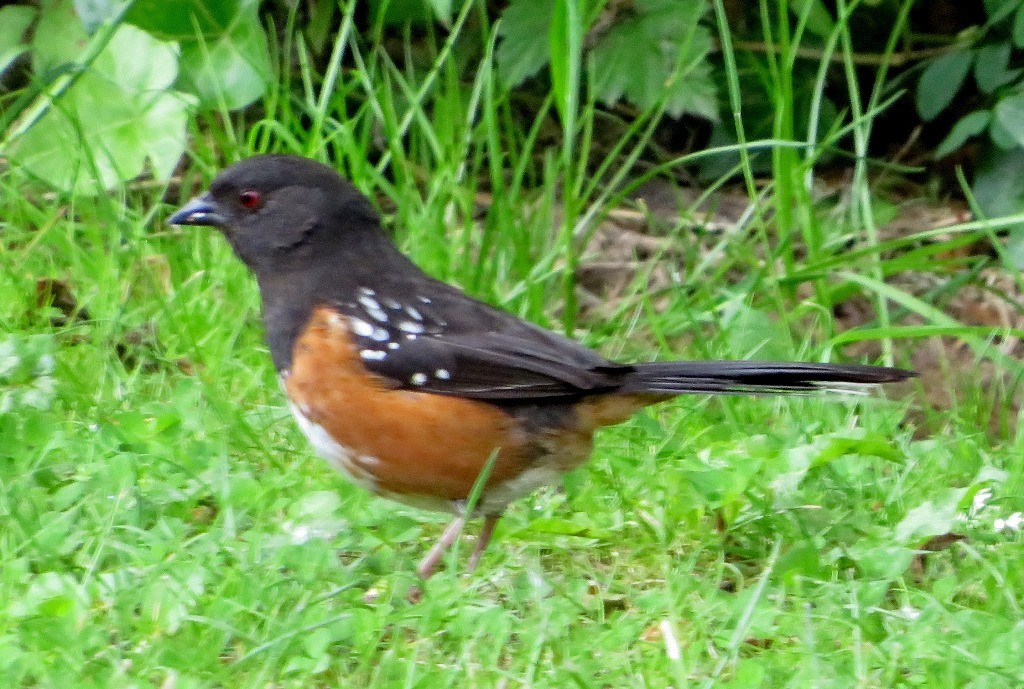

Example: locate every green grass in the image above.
[3,6,1024,688]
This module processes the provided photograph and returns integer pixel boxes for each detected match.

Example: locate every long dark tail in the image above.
[616,361,913,396]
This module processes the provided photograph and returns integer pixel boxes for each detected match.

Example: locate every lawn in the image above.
[3,3,1024,688]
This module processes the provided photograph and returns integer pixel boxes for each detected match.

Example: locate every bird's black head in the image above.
[168,155,381,272]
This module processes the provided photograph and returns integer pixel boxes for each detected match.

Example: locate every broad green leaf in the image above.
[990,115,1020,149]
[974,42,1017,93]
[124,0,270,110]
[11,18,193,193]
[973,147,1024,267]
[293,491,342,518]
[916,49,973,121]
[894,489,966,543]
[935,110,991,158]
[844,542,915,581]
[176,0,270,110]
[93,21,179,92]
[589,0,716,119]
[496,0,556,87]
[127,88,194,180]
[789,0,834,38]
[994,91,1024,148]
[304,0,336,54]
[0,5,36,75]
[73,0,129,32]
[32,0,89,72]
[125,0,240,37]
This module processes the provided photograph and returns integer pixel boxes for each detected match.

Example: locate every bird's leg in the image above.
[416,515,466,579]
[467,513,500,573]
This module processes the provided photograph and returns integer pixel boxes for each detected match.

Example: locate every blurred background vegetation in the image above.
[3,0,1023,216]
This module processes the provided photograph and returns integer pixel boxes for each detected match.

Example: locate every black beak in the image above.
[168,194,227,227]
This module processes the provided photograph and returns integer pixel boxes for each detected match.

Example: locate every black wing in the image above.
[328,280,913,402]
[330,284,628,401]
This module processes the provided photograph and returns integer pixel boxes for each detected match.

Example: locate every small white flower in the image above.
[899,605,921,621]
[994,511,1023,533]
[972,487,993,515]
[283,522,311,545]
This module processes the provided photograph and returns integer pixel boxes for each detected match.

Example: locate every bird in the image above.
[168,154,913,579]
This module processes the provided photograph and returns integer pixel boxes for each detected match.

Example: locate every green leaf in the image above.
[124,0,269,110]
[0,5,36,75]
[973,147,1024,265]
[293,491,342,518]
[426,0,452,25]
[124,0,239,37]
[974,42,1017,93]
[549,0,583,131]
[496,0,556,87]
[994,91,1024,148]
[990,116,1020,149]
[178,10,270,109]
[894,489,966,543]
[844,543,915,581]
[789,0,835,38]
[32,0,90,73]
[10,12,193,193]
[73,0,129,32]
[589,0,717,119]
[917,49,973,121]
[935,110,991,158]
[1015,3,1024,48]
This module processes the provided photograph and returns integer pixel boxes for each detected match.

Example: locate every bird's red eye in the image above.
[238,190,262,209]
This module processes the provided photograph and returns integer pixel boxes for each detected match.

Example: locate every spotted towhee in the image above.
[168,155,912,579]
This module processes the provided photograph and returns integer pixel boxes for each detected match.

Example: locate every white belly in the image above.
[286,399,380,493]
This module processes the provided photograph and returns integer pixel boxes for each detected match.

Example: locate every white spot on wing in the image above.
[410,372,428,385]
[358,295,388,322]
[405,306,422,321]
[387,342,400,350]
[360,349,387,361]
[435,368,450,379]
[370,328,390,342]
[351,318,374,337]
[399,321,424,334]
[358,287,376,296]
[418,296,432,304]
